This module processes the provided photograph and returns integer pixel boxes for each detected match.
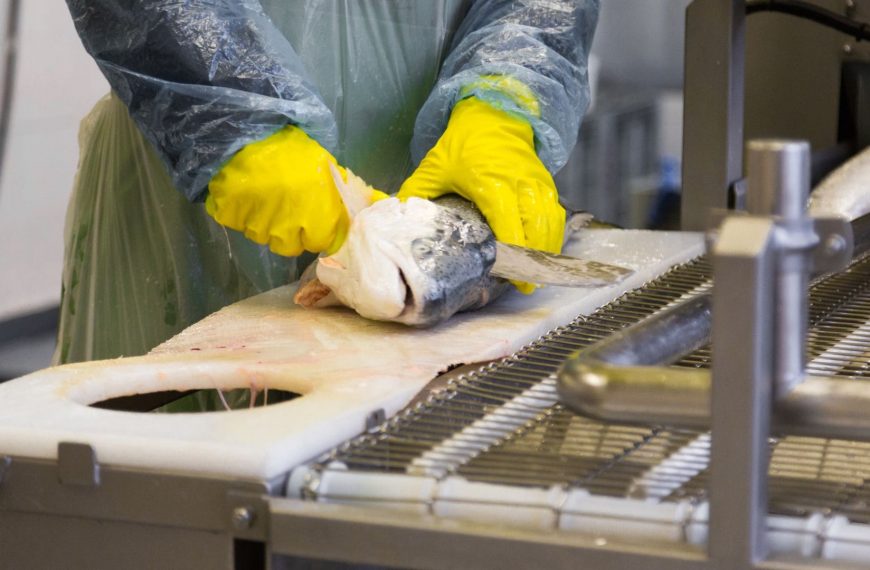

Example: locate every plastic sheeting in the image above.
[65,0,473,198]
[262,0,470,194]
[67,1,598,197]
[65,0,338,199]
[54,95,297,365]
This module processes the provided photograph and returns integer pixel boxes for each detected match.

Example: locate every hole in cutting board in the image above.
[90,388,300,413]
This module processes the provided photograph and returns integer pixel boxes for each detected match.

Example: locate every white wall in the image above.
[0,2,108,321]
[592,0,692,90]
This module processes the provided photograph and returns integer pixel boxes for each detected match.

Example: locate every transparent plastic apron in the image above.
[55,1,469,366]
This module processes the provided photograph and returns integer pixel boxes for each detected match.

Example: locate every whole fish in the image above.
[809,145,870,221]
[294,167,633,327]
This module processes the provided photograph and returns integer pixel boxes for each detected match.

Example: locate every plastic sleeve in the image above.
[411,0,599,174]
[66,0,337,200]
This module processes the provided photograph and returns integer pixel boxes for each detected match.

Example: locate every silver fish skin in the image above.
[809,145,870,221]
[406,195,511,327]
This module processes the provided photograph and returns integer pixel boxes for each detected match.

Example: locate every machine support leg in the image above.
[709,140,817,569]
[710,217,776,569]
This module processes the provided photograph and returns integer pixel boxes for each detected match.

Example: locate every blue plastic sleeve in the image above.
[411,0,599,174]
[66,0,338,200]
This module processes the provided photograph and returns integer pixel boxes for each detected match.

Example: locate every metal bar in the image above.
[270,494,869,570]
[709,216,777,567]
[1,511,233,570]
[582,295,713,367]
[681,0,746,230]
[269,499,710,570]
[556,366,870,444]
[0,455,274,533]
[746,140,814,398]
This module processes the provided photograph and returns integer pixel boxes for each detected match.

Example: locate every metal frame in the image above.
[709,140,831,569]
[681,0,746,230]
[266,499,869,570]
[0,452,281,569]
[555,140,862,569]
[681,0,870,229]
[268,500,709,570]
[709,214,777,567]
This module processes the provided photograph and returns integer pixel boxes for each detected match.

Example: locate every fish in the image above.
[809,145,870,221]
[293,166,634,327]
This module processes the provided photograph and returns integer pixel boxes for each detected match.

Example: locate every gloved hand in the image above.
[398,96,565,294]
[207,126,384,257]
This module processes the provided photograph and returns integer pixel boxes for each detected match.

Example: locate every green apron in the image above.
[55,1,470,366]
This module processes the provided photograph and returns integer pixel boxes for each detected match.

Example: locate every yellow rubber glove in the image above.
[398,96,565,294]
[207,126,385,257]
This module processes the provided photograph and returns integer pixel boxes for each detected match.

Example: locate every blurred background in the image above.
[0,0,691,379]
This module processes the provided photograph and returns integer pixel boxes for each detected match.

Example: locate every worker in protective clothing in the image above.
[58,1,599,366]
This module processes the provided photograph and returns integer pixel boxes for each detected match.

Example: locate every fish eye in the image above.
[412,238,434,254]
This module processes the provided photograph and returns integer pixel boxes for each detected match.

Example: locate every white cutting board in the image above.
[0,230,703,480]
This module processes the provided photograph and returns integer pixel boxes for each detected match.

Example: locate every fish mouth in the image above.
[396,268,416,318]
[316,245,416,322]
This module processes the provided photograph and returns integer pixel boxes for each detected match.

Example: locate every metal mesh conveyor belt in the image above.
[304,253,870,523]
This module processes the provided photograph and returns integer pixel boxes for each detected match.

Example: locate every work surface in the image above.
[0,230,703,480]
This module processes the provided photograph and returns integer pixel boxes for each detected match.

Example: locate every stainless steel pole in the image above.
[746,140,815,398]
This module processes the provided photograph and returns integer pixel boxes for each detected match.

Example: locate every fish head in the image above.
[315,196,499,326]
